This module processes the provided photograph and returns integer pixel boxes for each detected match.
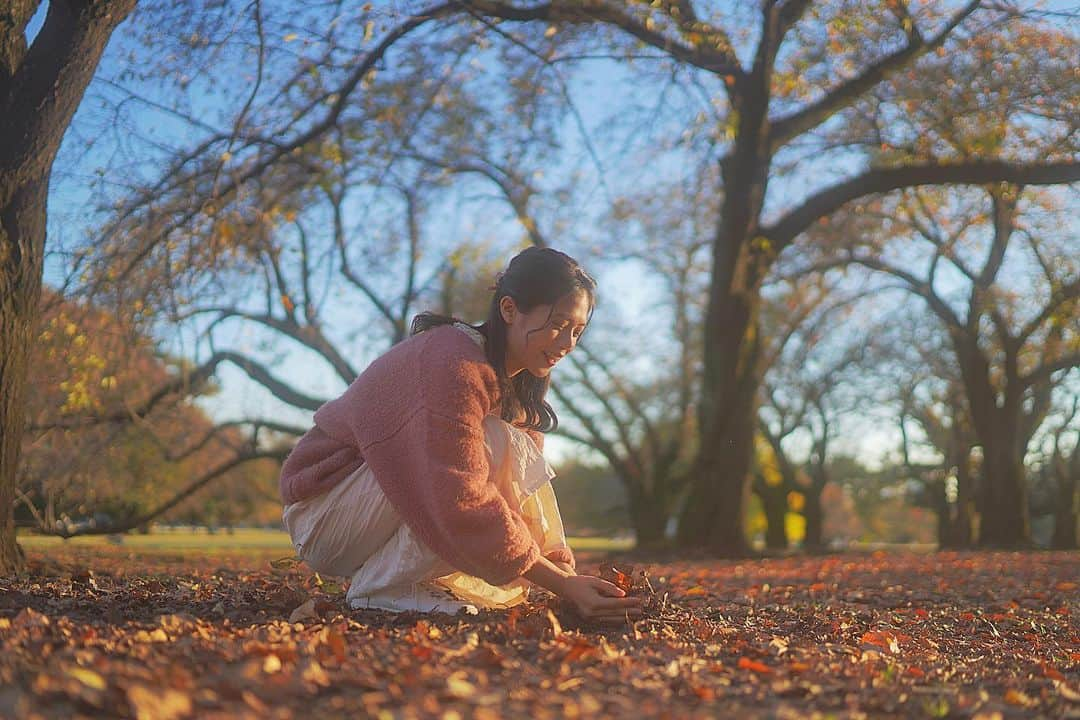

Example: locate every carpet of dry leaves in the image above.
[1,546,1077,719]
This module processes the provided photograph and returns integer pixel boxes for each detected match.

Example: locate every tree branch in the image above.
[1017,278,1080,346]
[105,1,464,286]
[1020,353,1080,390]
[768,0,980,147]
[563,354,648,479]
[549,382,638,491]
[1,0,138,185]
[464,0,744,78]
[403,150,548,246]
[43,448,286,537]
[763,160,1080,252]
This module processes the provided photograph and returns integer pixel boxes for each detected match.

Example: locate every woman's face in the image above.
[501,290,591,377]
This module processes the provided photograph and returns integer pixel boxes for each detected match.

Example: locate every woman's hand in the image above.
[551,560,576,576]
[557,574,643,623]
[524,557,643,623]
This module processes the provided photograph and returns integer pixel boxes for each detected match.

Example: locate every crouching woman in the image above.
[279,247,642,622]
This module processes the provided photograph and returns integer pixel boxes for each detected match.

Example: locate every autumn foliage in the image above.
[19,293,281,534]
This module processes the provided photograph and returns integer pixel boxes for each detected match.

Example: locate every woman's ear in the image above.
[499,296,517,325]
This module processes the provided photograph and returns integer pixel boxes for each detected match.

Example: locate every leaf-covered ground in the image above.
[1,547,1077,719]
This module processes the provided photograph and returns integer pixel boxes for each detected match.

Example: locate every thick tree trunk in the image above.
[754,477,789,551]
[952,499,974,548]
[676,82,772,555]
[0,176,47,573]
[627,483,670,550]
[802,485,824,552]
[927,480,952,548]
[954,335,1030,548]
[1050,471,1078,550]
[952,446,975,548]
[977,420,1030,547]
[676,342,759,555]
[1,0,138,573]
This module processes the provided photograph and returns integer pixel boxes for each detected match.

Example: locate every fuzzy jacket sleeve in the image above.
[357,330,541,586]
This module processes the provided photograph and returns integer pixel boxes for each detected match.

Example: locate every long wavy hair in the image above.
[411,247,596,432]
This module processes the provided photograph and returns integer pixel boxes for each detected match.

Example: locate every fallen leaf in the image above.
[298,659,330,689]
[860,631,901,654]
[126,684,193,720]
[289,598,317,623]
[320,627,346,663]
[446,675,476,699]
[1042,664,1065,681]
[1004,689,1034,707]
[262,654,282,674]
[67,667,106,691]
[14,608,50,628]
[738,657,773,675]
[546,609,562,637]
[563,638,597,664]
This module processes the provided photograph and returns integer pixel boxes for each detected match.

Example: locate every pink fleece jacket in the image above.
[279,324,574,586]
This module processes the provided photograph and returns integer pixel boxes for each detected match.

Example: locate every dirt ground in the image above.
[1,546,1077,719]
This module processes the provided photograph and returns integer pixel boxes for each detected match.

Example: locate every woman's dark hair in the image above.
[411,246,596,432]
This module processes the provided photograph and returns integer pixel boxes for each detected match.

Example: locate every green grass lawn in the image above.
[17,527,633,555]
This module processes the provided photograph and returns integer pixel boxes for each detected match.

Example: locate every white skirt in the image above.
[282,415,570,610]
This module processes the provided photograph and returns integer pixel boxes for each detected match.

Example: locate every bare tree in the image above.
[797,185,1077,546]
[759,327,867,551]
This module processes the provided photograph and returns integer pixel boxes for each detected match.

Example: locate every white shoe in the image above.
[349,581,479,615]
